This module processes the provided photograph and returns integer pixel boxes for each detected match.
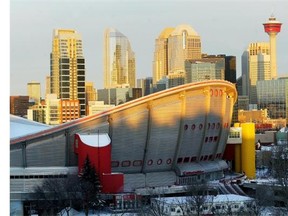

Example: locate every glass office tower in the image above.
[104,28,136,89]
[257,77,288,120]
[242,42,270,104]
[153,24,202,85]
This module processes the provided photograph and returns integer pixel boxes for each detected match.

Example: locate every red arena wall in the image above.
[74,133,124,193]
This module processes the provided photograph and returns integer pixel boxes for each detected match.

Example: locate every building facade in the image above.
[59,100,80,124]
[27,81,41,105]
[153,25,202,85]
[257,77,288,121]
[242,42,270,104]
[185,58,225,83]
[152,27,175,85]
[85,82,97,102]
[104,28,136,89]
[97,88,142,106]
[10,96,30,117]
[50,29,86,117]
[137,77,153,96]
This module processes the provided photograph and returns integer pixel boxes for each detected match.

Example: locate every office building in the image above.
[224,56,237,83]
[50,29,86,117]
[10,96,29,117]
[45,76,51,97]
[104,28,136,89]
[153,24,202,85]
[137,77,153,96]
[85,82,97,102]
[27,104,46,124]
[241,42,270,104]
[152,27,175,85]
[27,81,41,105]
[45,94,81,125]
[257,77,288,120]
[87,101,115,116]
[185,58,225,83]
[97,88,142,106]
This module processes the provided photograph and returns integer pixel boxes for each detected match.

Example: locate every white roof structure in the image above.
[76,133,111,147]
[10,115,51,140]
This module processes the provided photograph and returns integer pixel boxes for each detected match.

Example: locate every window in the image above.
[133,160,142,166]
[184,157,190,163]
[147,160,153,165]
[121,160,131,167]
[177,158,183,164]
[111,161,119,167]
[77,58,85,63]
[191,156,197,162]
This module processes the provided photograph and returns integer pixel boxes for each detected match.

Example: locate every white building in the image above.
[151,194,255,216]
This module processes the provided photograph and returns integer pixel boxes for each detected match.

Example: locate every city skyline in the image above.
[10,0,288,97]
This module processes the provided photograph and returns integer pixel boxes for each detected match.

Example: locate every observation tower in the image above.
[263,15,282,79]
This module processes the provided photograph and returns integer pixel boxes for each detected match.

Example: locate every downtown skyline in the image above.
[10,0,288,97]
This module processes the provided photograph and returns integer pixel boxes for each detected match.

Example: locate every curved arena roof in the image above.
[10,80,237,176]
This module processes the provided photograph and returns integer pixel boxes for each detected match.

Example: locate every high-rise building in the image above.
[224,56,237,84]
[97,88,141,106]
[168,24,202,74]
[263,15,282,80]
[104,28,136,89]
[153,24,202,85]
[202,54,236,83]
[50,29,86,117]
[185,58,225,83]
[241,42,270,104]
[45,76,51,97]
[85,82,97,102]
[152,27,175,85]
[27,81,41,105]
[257,77,288,121]
[137,77,153,96]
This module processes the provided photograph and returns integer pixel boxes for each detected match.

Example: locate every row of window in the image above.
[210,89,223,97]
[184,122,229,131]
[10,174,67,179]
[111,154,223,168]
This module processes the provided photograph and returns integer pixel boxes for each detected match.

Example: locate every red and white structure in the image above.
[263,15,282,79]
[74,133,124,193]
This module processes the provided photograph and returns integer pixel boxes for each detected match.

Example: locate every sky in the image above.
[10,0,288,98]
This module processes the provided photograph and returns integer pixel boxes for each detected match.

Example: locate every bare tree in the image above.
[272,145,288,213]
[184,181,213,216]
[33,174,80,216]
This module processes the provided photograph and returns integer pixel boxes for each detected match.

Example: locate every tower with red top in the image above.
[263,15,282,79]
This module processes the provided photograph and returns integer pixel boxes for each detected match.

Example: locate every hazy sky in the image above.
[10,0,288,97]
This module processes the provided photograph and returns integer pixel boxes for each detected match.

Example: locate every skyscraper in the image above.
[257,77,288,120]
[153,27,175,85]
[185,58,225,83]
[104,28,136,89]
[50,29,86,116]
[242,42,270,104]
[153,24,202,85]
[27,81,41,104]
[168,24,202,75]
